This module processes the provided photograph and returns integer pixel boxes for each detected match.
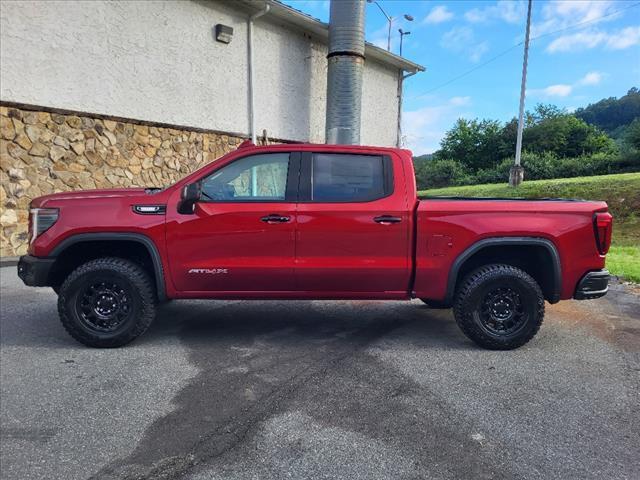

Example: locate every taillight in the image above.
[29,208,59,244]
[593,212,613,255]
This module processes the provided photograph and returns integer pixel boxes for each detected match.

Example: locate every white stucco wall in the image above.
[0,0,400,146]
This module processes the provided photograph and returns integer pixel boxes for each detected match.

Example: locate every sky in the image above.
[284,0,640,155]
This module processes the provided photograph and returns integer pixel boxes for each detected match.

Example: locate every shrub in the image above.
[415,151,640,189]
[415,158,469,189]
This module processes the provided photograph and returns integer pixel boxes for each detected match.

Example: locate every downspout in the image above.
[397,70,417,147]
[248,3,270,144]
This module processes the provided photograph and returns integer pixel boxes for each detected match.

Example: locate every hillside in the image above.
[575,87,640,136]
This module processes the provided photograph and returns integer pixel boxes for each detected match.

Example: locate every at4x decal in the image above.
[188,268,228,275]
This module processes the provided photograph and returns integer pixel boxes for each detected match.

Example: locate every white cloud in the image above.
[578,71,603,86]
[547,26,640,53]
[465,8,487,23]
[605,26,640,49]
[424,5,454,24]
[440,27,489,63]
[402,97,474,154]
[449,96,472,106]
[528,71,606,98]
[542,84,574,97]
[465,0,526,24]
[469,42,490,62]
[546,31,606,52]
[532,1,637,53]
[441,26,473,46]
[533,0,616,38]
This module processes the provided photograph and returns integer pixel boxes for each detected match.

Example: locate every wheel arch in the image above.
[444,237,562,305]
[49,233,166,301]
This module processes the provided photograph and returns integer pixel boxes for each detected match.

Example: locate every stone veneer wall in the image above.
[0,105,247,257]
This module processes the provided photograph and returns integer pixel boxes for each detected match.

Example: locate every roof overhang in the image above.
[235,0,426,74]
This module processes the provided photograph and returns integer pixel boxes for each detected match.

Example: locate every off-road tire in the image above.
[58,257,156,348]
[453,264,544,350]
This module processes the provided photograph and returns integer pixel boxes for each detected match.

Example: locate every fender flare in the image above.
[444,237,562,304]
[50,232,166,301]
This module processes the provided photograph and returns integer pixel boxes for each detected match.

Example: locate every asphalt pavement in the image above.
[1,265,639,480]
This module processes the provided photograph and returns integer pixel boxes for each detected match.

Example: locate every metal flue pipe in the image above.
[325,0,366,145]
[248,3,270,144]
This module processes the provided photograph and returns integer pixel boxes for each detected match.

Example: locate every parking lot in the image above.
[1,265,639,480]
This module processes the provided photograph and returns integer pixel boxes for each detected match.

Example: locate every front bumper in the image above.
[574,269,609,300]
[17,255,55,287]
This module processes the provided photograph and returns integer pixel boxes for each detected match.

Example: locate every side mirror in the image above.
[178,182,202,214]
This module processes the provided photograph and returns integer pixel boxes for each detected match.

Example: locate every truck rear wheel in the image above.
[453,264,544,350]
[57,257,156,348]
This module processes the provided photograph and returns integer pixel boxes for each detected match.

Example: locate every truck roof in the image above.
[235,140,413,157]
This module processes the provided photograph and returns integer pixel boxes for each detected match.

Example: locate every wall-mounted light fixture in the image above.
[215,24,233,44]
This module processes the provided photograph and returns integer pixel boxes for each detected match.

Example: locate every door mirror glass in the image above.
[178,182,202,214]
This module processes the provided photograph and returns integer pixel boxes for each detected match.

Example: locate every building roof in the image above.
[237,0,426,74]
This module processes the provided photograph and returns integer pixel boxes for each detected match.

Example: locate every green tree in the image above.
[624,118,640,150]
[529,103,565,124]
[523,114,615,157]
[437,118,504,170]
[575,87,640,134]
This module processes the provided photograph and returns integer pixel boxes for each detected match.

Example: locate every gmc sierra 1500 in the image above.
[18,141,612,349]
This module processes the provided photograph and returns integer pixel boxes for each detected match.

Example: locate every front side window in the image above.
[200,153,290,201]
[312,154,387,202]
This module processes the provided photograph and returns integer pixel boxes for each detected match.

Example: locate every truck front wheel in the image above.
[57,257,156,348]
[453,264,544,350]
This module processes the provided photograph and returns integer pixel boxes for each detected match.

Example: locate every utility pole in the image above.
[509,0,532,187]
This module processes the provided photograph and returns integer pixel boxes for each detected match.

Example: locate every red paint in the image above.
[29,143,610,302]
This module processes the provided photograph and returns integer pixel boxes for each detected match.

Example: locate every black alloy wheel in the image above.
[478,286,527,336]
[453,264,545,350]
[76,280,133,333]
[58,257,156,348]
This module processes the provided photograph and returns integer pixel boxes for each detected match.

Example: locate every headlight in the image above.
[29,208,59,244]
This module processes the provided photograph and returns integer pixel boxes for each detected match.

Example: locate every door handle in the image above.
[261,214,291,223]
[374,215,402,224]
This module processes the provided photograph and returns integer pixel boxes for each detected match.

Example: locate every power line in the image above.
[412,46,521,99]
[529,1,640,42]
[409,1,640,99]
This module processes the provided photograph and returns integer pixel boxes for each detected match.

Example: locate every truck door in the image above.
[294,152,411,296]
[165,152,299,293]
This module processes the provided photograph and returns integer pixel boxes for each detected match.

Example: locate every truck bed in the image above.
[413,196,608,302]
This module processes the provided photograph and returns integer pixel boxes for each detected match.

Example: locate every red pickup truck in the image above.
[18,142,612,350]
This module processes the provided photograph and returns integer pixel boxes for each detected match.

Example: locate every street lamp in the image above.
[398,29,411,56]
[367,0,413,52]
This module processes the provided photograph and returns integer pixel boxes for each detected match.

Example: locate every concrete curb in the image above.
[0,257,19,267]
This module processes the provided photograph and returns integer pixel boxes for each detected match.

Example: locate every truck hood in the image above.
[31,188,151,207]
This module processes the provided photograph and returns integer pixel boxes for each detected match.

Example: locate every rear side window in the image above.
[311,154,390,202]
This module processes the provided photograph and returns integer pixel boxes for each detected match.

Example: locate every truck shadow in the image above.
[0,281,472,351]
[144,299,474,351]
